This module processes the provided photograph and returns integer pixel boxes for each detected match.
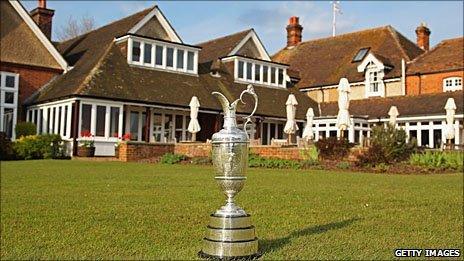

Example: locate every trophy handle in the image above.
[239,85,258,137]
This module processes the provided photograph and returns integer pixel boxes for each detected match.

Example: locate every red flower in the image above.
[122,133,131,141]
[80,130,92,137]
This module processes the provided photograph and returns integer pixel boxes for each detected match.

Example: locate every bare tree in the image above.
[57,14,96,41]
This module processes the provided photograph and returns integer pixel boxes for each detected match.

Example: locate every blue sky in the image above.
[22,1,463,54]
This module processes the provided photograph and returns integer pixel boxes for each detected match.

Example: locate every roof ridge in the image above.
[58,5,156,45]
[196,28,253,46]
[386,26,412,61]
[75,42,116,95]
[299,25,391,45]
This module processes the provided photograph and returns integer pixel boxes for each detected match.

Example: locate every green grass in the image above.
[1,160,462,260]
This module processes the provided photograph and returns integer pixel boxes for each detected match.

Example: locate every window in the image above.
[263,66,269,83]
[164,114,173,142]
[369,71,378,92]
[143,43,152,64]
[177,49,184,69]
[96,105,106,137]
[352,47,370,62]
[63,106,68,137]
[155,45,163,66]
[110,107,119,137]
[0,72,18,139]
[187,51,195,71]
[270,67,276,84]
[132,41,141,62]
[166,47,174,67]
[277,68,283,85]
[443,77,462,92]
[255,64,261,82]
[246,62,252,80]
[130,111,139,141]
[175,115,183,142]
[238,61,244,79]
[81,104,92,134]
[152,113,162,142]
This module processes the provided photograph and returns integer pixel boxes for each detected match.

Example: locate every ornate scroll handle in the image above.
[238,85,258,137]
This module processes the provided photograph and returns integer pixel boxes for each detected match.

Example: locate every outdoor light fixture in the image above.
[199,85,260,259]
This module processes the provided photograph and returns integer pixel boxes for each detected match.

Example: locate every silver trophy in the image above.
[199,85,260,259]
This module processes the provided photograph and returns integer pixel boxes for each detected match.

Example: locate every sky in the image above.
[22,1,463,54]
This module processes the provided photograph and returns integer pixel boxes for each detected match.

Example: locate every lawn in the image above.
[1,160,462,260]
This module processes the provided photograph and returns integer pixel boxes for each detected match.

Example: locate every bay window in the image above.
[177,49,184,69]
[0,71,18,139]
[166,47,174,67]
[143,43,152,64]
[81,104,92,133]
[96,105,106,137]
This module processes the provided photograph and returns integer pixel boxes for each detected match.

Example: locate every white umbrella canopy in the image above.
[336,78,351,133]
[302,108,314,141]
[284,94,299,135]
[388,106,399,127]
[187,96,201,141]
[444,98,457,140]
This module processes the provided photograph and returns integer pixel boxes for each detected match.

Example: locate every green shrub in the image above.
[357,125,416,166]
[248,154,302,169]
[374,163,390,173]
[410,151,463,171]
[336,161,351,170]
[299,145,319,161]
[160,153,186,164]
[15,122,37,138]
[13,134,67,160]
[0,132,15,160]
[315,137,353,160]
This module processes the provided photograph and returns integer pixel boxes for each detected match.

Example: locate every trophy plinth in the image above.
[199,85,260,259]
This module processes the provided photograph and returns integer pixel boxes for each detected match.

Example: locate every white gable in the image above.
[228,30,271,61]
[128,6,182,43]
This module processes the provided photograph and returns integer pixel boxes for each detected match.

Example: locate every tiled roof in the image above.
[30,11,319,119]
[320,90,463,119]
[407,37,464,75]
[272,25,424,89]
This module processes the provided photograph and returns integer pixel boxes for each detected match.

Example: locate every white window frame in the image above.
[122,35,199,75]
[79,101,123,142]
[0,72,19,140]
[443,77,462,92]
[365,62,385,97]
[27,100,74,139]
[229,56,288,88]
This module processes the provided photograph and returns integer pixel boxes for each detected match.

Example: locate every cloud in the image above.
[236,2,355,53]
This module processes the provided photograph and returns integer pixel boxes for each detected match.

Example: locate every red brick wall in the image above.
[250,146,303,160]
[119,142,174,162]
[0,62,61,120]
[406,70,464,95]
[174,143,211,158]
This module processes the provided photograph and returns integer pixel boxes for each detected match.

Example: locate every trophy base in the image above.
[200,214,259,259]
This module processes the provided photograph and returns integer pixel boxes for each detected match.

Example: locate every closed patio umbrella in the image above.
[388,106,399,127]
[444,98,456,143]
[336,78,351,138]
[302,108,314,141]
[188,96,201,142]
[284,94,299,143]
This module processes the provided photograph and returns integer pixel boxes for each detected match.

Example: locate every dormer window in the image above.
[443,77,462,92]
[222,56,288,88]
[357,53,386,98]
[118,35,200,75]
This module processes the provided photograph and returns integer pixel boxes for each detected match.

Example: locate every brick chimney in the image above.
[286,16,303,48]
[415,22,431,51]
[30,0,55,40]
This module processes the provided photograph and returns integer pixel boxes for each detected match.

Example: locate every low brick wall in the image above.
[174,142,211,158]
[118,142,366,163]
[119,142,174,162]
[250,146,304,160]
